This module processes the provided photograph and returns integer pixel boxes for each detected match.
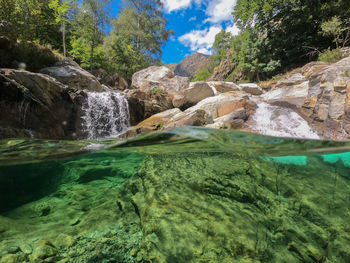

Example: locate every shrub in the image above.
[152,88,164,95]
[318,48,344,63]
[193,68,211,81]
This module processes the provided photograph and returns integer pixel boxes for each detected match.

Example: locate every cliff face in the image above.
[173,53,211,78]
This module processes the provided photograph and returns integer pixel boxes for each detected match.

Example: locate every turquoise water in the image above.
[1,127,350,262]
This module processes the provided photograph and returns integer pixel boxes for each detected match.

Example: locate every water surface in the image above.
[0,127,350,263]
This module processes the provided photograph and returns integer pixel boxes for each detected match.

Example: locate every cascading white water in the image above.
[82,92,130,139]
[249,102,319,139]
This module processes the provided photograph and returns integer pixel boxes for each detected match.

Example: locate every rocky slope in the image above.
[170,52,211,78]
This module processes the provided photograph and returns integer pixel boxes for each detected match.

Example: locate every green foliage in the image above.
[212,30,232,66]
[193,68,211,81]
[0,0,174,80]
[69,0,110,70]
[318,48,344,63]
[0,0,61,46]
[151,88,164,95]
[321,17,348,48]
[210,0,350,82]
[104,1,173,80]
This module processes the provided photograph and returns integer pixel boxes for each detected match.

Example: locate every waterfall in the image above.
[249,102,319,139]
[82,92,130,139]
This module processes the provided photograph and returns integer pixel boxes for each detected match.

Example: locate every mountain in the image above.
[168,53,211,78]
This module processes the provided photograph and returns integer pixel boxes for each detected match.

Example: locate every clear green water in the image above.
[1,127,350,263]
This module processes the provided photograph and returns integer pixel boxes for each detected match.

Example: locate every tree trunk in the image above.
[62,21,66,57]
[90,41,94,71]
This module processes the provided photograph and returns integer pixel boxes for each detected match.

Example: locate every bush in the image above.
[318,48,344,63]
[193,68,211,81]
[152,88,164,95]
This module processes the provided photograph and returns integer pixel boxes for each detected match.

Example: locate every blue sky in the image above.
[110,0,239,64]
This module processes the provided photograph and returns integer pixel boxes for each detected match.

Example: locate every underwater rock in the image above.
[29,241,57,261]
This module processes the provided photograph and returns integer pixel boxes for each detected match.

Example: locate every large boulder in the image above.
[127,66,191,123]
[207,81,240,93]
[184,91,251,119]
[182,82,216,108]
[262,81,309,108]
[239,83,263,96]
[124,90,257,138]
[40,60,102,91]
[0,69,86,139]
[300,56,350,139]
[131,66,175,89]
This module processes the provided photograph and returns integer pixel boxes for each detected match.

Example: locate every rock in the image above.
[124,91,257,138]
[166,63,177,72]
[210,49,235,81]
[19,244,33,255]
[183,82,216,107]
[0,254,23,263]
[274,72,306,88]
[124,108,213,138]
[174,53,211,78]
[262,81,309,108]
[126,86,173,124]
[131,66,174,89]
[40,60,102,91]
[30,245,57,261]
[185,91,250,119]
[92,69,128,90]
[300,56,350,139]
[206,99,257,130]
[127,66,190,123]
[239,83,263,95]
[207,81,240,93]
[0,69,86,139]
[54,234,75,248]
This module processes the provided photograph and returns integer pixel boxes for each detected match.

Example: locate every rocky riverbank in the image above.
[1,54,350,140]
[124,56,350,140]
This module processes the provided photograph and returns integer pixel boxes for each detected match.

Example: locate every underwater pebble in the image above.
[54,234,75,248]
[19,244,33,254]
[0,253,25,263]
[30,245,57,261]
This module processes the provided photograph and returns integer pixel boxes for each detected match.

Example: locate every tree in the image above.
[70,0,110,70]
[104,0,173,80]
[321,16,348,48]
[222,0,350,81]
[212,30,233,66]
[48,0,73,57]
[0,0,61,46]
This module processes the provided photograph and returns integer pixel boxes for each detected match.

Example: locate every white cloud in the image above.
[188,16,197,22]
[161,0,192,12]
[178,26,222,55]
[225,23,240,36]
[205,0,237,23]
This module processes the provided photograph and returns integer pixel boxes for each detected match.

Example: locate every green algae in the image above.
[1,127,350,262]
